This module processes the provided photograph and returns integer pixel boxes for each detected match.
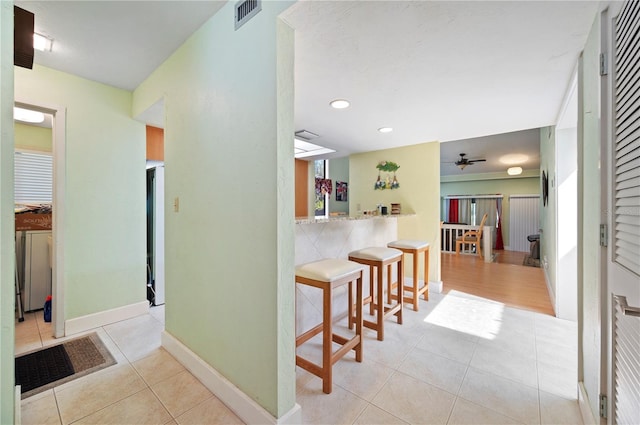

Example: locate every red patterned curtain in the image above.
[448,199,459,222]
[495,199,504,250]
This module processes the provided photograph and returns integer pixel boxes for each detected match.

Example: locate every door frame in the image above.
[15,100,66,338]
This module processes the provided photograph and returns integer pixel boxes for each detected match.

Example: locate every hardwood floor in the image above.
[440,250,554,316]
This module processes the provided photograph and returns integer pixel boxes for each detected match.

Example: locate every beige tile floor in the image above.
[17,290,583,425]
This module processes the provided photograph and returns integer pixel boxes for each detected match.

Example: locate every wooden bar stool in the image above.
[387,240,429,311]
[295,259,365,394]
[347,247,403,341]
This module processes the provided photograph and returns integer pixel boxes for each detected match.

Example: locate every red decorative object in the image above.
[315,178,332,196]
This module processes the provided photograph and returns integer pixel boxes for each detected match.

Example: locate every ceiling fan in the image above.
[454,153,486,170]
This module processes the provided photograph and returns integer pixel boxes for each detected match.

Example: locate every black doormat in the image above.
[15,332,116,399]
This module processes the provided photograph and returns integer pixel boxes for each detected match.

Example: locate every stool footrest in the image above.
[295,333,362,381]
[296,322,324,347]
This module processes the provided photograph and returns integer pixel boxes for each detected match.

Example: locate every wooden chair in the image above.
[455,213,488,257]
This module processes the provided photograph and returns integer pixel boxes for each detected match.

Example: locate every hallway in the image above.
[17,255,579,424]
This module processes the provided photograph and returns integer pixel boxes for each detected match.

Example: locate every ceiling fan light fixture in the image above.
[330,99,350,109]
[457,163,468,170]
[507,166,523,176]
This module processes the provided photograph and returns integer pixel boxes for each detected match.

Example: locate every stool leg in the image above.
[322,285,332,394]
[397,257,403,324]
[411,252,418,311]
[423,248,429,301]
[348,281,354,330]
[369,265,375,316]
[387,263,392,307]
[376,263,384,341]
[355,276,363,362]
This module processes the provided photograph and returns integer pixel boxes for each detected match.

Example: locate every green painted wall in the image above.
[14,65,146,320]
[132,2,295,417]
[0,2,15,422]
[440,174,540,249]
[329,156,349,215]
[14,122,52,152]
[350,142,441,282]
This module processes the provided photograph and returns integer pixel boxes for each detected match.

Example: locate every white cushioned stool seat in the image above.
[348,247,403,262]
[386,239,430,311]
[387,240,429,250]
[296,259,365,283]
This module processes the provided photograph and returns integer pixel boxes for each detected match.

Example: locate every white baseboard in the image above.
[543,268,557,316]
[429,280,443,294]
[578,382,597,425]
[64,301,149,336]
[15,386,21,425]
[161,331,301,425]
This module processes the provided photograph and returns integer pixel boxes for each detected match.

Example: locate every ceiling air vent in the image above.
[235,0,261,31]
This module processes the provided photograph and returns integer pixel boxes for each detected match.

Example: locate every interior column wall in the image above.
[132,1,296,417]
[0,2,15,422]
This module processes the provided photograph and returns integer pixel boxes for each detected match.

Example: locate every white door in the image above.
[508,195,540,252]
[604,2,640,423]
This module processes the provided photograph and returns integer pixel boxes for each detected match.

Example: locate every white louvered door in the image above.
[608,1,640,423]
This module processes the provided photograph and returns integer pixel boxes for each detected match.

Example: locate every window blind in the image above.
[14,150,53,204]
[614,0,640,276]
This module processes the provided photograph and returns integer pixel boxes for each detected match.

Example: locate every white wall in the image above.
[132,2,296,418]
[556,125,578,321]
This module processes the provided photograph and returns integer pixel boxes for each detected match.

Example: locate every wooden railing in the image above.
[441,223,493,263]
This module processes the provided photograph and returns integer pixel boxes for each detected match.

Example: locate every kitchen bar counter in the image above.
[295,212,414,225]
[295,212,413,336]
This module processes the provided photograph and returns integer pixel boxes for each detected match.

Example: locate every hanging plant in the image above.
[376,161,400,173]
[374,161,400,190]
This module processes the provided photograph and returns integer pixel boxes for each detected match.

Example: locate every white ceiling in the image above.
[440,128,541,176]
[16,1,600,172]
[15,1,226,91]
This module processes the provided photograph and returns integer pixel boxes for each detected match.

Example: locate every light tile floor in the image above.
[17,290,583,425]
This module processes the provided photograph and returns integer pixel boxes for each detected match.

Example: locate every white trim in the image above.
[14,386,21,425]
[52,106,66,338]
[543,266,557,317]
[578,382,598,425]
[64,301,148,336]
[429,280,443,294]
[14,100,66,338]
[161,331,302,425]
[508,194,541,199]
[443,194,504,200]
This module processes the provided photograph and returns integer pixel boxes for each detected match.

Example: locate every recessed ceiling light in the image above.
[330,99,350,109]
[33,33,53,52]
[13,107,45,123]
[378,127,393,133]
[507,167,523,176]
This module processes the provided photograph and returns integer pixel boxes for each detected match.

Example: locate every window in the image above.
[14,150,53,204]
[314,159,328,218]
